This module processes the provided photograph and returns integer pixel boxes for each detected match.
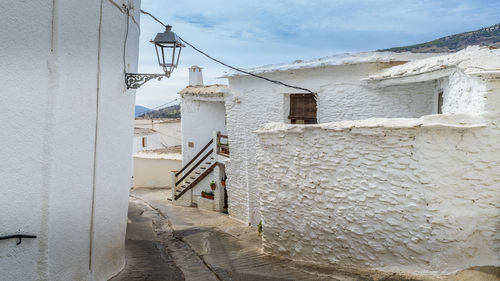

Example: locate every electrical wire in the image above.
[140,9,166,28]
[140,9,314,95]
[123,5,130,75]
[135,98,180,117]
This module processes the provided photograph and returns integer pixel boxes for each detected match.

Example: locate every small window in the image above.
[142,137,147,147]
[289,94,317,124]
[437,90,444,114]
[188,141,194,148]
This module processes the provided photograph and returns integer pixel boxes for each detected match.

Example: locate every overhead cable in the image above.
[140,9,314,95]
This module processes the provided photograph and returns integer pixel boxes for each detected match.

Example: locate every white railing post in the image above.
[213,131,220,156]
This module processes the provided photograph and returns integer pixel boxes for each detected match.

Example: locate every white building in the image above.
[133,127,163,153]
[224,51,439,226]
[172,67,229,212]
[176,47,500,275]
[0,1,140,280]
[134,118,181,148]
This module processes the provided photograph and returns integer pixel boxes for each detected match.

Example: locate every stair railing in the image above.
[175,139,213,178]
[175,148,213,186]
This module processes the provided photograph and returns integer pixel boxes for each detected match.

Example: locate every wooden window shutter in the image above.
[289,94,317,124]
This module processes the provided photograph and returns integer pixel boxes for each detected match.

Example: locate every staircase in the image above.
[174,139,218,200]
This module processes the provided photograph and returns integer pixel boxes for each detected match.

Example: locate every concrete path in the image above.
[111,197,219,281]
[110,198,184,280]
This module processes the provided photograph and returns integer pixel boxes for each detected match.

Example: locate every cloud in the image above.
[174,14,224,28]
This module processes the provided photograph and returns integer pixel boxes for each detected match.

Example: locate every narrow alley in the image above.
[110,188,485,281]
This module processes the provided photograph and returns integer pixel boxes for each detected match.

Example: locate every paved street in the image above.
[112,188,500,281]
[110,199,184,281]
[111,197,218,281]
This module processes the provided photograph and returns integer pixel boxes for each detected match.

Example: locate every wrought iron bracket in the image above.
[125,73,170,89]
[0,234,37,246]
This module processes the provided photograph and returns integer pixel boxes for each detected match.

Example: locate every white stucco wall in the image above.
[133,133,163,153]
[225,63,437,225]
[134,119,181,147]
[133,153,182,188]
[443,70,486,114]
[155,121,182,147]
[0,0,140,280]
[254,73,500,274]
[180,97,227,164]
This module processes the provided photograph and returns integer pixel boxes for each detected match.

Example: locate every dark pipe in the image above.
[0,234,37,245]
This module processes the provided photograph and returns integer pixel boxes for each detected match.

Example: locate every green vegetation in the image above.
[138,104,180,119]
[380,23,500,53]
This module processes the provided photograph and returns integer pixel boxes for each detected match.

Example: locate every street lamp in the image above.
[153,25,184,76]
[125,25,185,89]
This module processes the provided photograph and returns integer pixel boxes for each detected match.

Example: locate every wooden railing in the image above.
[173,133,228,201]
[175,162,219,200]
[175,139,213,177]
[173,138,215,201]
[175,148,213,186]
[217,133,229,157]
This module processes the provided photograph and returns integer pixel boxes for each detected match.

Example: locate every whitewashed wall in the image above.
[0,0,140,280]
[133,153,182,188]
[134,119,181,147]
[180,97,226,164]
[254,74,500,274]
[133,133,163,153]
[226,63,437,225]
[444,70,486,114]
[155,121,182,147]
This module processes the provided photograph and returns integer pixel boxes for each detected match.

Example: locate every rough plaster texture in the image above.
[444,70,486,114]
[0,0,140,280]
[225,63,438,225]
[255,73,500,274]
[224,51,438,77]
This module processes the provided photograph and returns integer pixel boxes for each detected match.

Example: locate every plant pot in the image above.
[210,184,216,191]
[201,192,214,200]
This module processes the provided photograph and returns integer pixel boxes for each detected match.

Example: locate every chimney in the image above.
[189,65,203,86]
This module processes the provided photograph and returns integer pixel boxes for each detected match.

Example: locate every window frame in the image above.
[287,94,318,124]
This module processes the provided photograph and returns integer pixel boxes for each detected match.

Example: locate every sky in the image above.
[135,0,500,109]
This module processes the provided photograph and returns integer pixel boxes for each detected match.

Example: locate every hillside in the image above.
[135,105,151,117]
[380,23,500,53]
[137,104,180,119]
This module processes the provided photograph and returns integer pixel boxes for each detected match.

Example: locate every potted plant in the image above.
[201,190,214,200]
[210,180,216,191]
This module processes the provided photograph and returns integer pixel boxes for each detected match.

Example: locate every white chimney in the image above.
[189,65,203,86]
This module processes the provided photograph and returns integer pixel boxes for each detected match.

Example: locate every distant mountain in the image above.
[137,104,180,119]
[135,105,151,117]
[380,23,500,53]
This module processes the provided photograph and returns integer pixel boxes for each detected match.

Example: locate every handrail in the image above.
[175,148,213,186]
[175,139,213,177]
[175,162,218,200]
[0,234,37,245]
